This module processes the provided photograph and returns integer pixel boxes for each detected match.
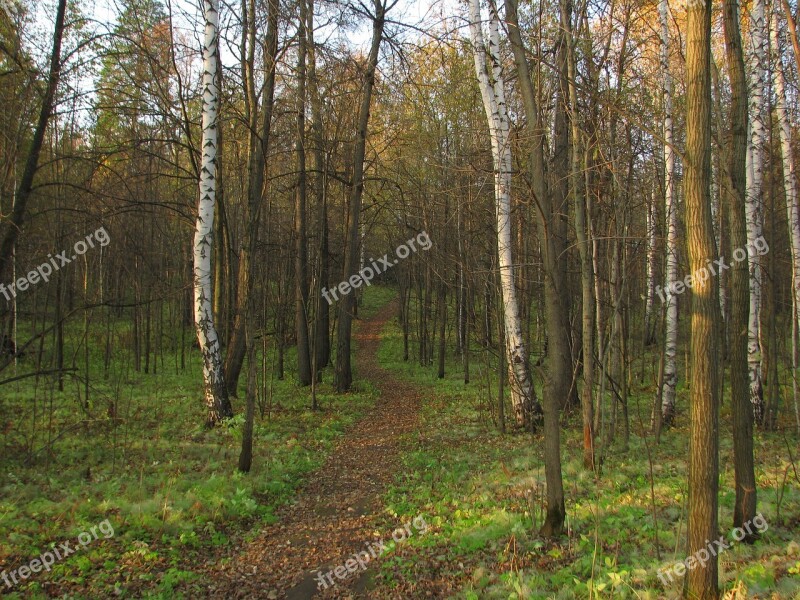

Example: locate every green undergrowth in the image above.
[375,311,800,599]
[0,288,393,598]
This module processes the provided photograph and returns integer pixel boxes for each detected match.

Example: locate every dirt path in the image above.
[209,300,422,599]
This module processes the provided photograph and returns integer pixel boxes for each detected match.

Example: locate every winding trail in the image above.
[210,300,422,599]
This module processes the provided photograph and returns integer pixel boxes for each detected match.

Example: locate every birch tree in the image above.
[644,187,658,346]
[467,0,536,427]
[194,0,233,425]
[659,0,679,426]
[746,0,769,422]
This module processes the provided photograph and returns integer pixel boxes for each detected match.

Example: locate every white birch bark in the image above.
[194,0,231,425]
[660,0,679,424]
[645,186,658,345]
[746,0,768,420]
[468,0,535,426]
[771,5,800,433]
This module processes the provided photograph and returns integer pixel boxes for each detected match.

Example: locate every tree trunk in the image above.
[723,0,758,535]
[504,0,566,536]
[195,0,233,425]
[645,187,658,346]
[458,194,470,383]
[565,6,595,470]
[781,0,800,67]
[660,0,679,427]
[773,3,800,434]
[334,0,386,392]
[308,0,330,371]
[746,0,768,423]
[295,0,312,386]
[0,0,67,284]
[238,326,257,472]
[224,0,279,395]
[685,0,721,594]
[469,0,538,427]
[773,1,800,424]
[437,284,446,379]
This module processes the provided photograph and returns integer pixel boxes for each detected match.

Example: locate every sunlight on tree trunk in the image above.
[194,0,232,426]
[468,0,536,428]
[685,0,720,593]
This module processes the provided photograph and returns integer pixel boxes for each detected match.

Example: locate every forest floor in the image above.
[199,295,800,600]
[2,288,800,599]
[204,299,432,598]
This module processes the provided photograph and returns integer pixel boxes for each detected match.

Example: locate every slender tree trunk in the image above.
[308,0,330,371]
[458,194,470,383]
[724,0,758,536]
[746,0,768,423]
[712,61,730,356]
[772,3,800,428]
[238,324,257,472]
[295,0,312,386]
[334,0,386,392]
[505,0,565,536]
[224,0,279,394]
[645,187,658,346]
[565,9,595,470]
[773,2,800,434]
[469,0,539,427]
[0,0,67,284]
[660,0,679,426]
[781,0,800,67]
[195,0,233,425]
[710,65,726,329]
[554,0,579,413]
[685,0,720,594]
[437,284,446,378]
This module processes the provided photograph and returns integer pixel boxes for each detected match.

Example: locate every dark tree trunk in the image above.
[295,0,312,386]
[238,330,257,473]
[0,0,68,284]
[308,0,329,372]
[722,0,758,539]
[224,0,279,395]
[335,0,385,392]
[506,0,567,537]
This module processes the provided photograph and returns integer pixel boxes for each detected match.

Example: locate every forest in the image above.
[0,0,799,595]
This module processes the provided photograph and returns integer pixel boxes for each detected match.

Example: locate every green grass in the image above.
[2,285,798,598]
[374,308,800,599]
[0,287,393,598]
